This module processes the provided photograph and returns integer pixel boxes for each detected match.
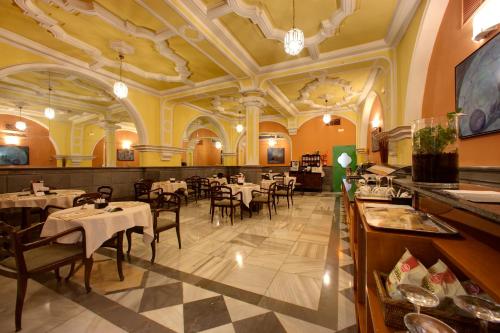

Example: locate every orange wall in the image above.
[422,1,499,166]
[92,130,140,167]
[367,96,383,164]
[292,116,356,165]
[258,121,291,166]
[190,129,221,166]
[0,115,56,167]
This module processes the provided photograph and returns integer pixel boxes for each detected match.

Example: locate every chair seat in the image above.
[187,189,196,194]
[214,199,240,206]
[252,196,269,203]
[157,214,177,229]
[137,192,159,200]
[275,190,288,196]
[0,243,83,272]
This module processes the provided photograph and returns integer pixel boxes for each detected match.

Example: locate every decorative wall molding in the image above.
[297,75,361,110]
[133,144,187,161]
[375,125,411,141]
[385,0,421,46]
[54,154,94,166]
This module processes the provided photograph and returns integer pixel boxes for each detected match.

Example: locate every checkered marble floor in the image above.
[0,193,357,333]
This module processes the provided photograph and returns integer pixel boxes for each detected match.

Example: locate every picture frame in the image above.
[371,127,381,152]
[290,160,299,171]
[0,145,29,165]
[267,148,285,164]
[455,32,500,138]
[117,149,134,161]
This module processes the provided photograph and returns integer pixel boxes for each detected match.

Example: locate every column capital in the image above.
[98,120,121,131]
[241,96,266,109]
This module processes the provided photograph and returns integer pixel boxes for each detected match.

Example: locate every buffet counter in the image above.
[342,178,500,333]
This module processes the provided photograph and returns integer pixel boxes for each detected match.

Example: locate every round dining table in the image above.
[0,189,85,228]
[151,180,187,193]
[227,183,261,207]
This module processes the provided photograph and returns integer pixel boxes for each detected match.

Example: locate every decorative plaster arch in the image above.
[0,111,61,154]
[359,91,379,149]
[181,115,230,151]
[259,119,289,131]
[404,0,449,124]
[0,63,148,144]
[260,131,293,159]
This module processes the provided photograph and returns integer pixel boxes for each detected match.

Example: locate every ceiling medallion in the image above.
[284,0,304,56]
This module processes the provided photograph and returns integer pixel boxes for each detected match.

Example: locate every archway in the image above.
[181,115,229,150]
[92,130,140,167]
[0,63,148,144]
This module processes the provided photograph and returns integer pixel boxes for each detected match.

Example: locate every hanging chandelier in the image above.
[15,106,26,131]
[322,99,331,124]
[44,72,55,120]
[236,110,244,133]
[113,54,128,99]
[284,0,304,56]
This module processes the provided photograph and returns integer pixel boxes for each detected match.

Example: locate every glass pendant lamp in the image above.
[284,0,304,56]
[113,54,128,99]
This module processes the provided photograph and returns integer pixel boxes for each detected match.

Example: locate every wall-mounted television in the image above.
[0,145,29,165]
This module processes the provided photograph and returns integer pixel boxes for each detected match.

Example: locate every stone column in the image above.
[241,95,266,165]
[99,121,121,167]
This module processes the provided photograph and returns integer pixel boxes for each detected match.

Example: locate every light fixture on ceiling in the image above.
[472,0,500,41]
[236,110,244,133]
[15,106,26,131]
[284,0,304,56]
[215,141,222,149]
[268,136,277,147]
[322,99,331,124]
[113,54,128,99]
[44,72,55,120]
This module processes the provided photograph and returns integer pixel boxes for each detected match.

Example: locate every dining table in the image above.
[0,189,85,228]
[261,176,296,190]
[208,177,227,185]
[151,180,187,193]
[42,201,154,281]
[227,183,261,208]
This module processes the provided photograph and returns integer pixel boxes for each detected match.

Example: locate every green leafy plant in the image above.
[413,112,460,155]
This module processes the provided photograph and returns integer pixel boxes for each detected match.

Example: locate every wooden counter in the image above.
[342,179,500,333]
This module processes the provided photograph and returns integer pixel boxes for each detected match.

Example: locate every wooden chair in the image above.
[210,185,243,225]
[97,186,113,202]
[73,193,102,207]
[0,221,92,332]
[178,177,198,204]
[199,178,211,198]
[274,179,295,208]
[250,182,277,220]
[134,182,162,205]
[126,192,181,263]
[208,180,221,215]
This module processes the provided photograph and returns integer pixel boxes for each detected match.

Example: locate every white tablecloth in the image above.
[227,184,260,207]
[151,181,187,193]
[208,177,227,185]
[261,176,296,189]
[42,201,153,258]
[0,189,85,209]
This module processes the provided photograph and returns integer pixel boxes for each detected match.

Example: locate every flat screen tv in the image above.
[0,146,29,165]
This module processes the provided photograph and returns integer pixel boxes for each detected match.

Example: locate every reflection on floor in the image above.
[0,193,356,333]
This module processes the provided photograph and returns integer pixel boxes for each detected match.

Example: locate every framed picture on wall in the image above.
[267,148,284,164]
[117,149,134,161]
[455,32,500,138]
[371,127,381,152]
[0,145,29,165]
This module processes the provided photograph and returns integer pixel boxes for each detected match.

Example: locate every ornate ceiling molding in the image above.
[207,0,356,58]
[297,75,361,110]
[14,0,193,84]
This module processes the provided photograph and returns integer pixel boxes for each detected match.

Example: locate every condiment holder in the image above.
[94,198,108,209]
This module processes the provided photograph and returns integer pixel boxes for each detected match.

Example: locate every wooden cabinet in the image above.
[289,171,322,191]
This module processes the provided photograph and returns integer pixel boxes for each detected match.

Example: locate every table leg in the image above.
[116,231,124,281]
[21,207,30,229]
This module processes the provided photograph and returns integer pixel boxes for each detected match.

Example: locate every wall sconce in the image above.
[268,137,277,147]
[121,140,132,150]
[472,0,500,41]
[4,136,20,145]
[371,116,381,129]
[215,141,222,149]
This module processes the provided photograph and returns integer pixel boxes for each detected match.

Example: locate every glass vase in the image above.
[412,115,459,187]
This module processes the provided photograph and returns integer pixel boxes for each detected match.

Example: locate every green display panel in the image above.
[332,145,357,192]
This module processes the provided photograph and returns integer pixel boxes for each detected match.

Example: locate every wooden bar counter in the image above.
[342,178,500,333]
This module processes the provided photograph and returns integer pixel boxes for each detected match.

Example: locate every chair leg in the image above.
[211,205,215,223]
[230,207,234,226]
[273,199,277,213]
[84,257,93,293]
[126,229,133,259]
[116,232,124,281]
[15,276,28,332]
[55,267,61,281]
[268,203,272,220]
[176,225,181,249]
[240,204,243,220]
[65,262,76,281]
[291,194,294,206]
[150,240,156,263]
[287,195,290,208]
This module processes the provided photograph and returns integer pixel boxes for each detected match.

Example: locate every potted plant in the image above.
[411,112,460,186]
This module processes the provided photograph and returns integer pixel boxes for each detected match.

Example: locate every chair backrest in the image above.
[287,179,295,189]
[266,182,277,200]
[137,179,154,189]
[97,186,113,202]
[211,185,233,201]
[273,175,285,186]
[73,193,102,207]
[200,178,210,187]
[157,192,181,212]
[209,180,220,187]
[134,182,150,197]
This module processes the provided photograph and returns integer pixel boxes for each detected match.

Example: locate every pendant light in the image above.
[322,99,331,124]
[113,54,128,99]
[284,0,304,56]
[15,106,26,131]
[236,110,244,133]
[44,72,55,120]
